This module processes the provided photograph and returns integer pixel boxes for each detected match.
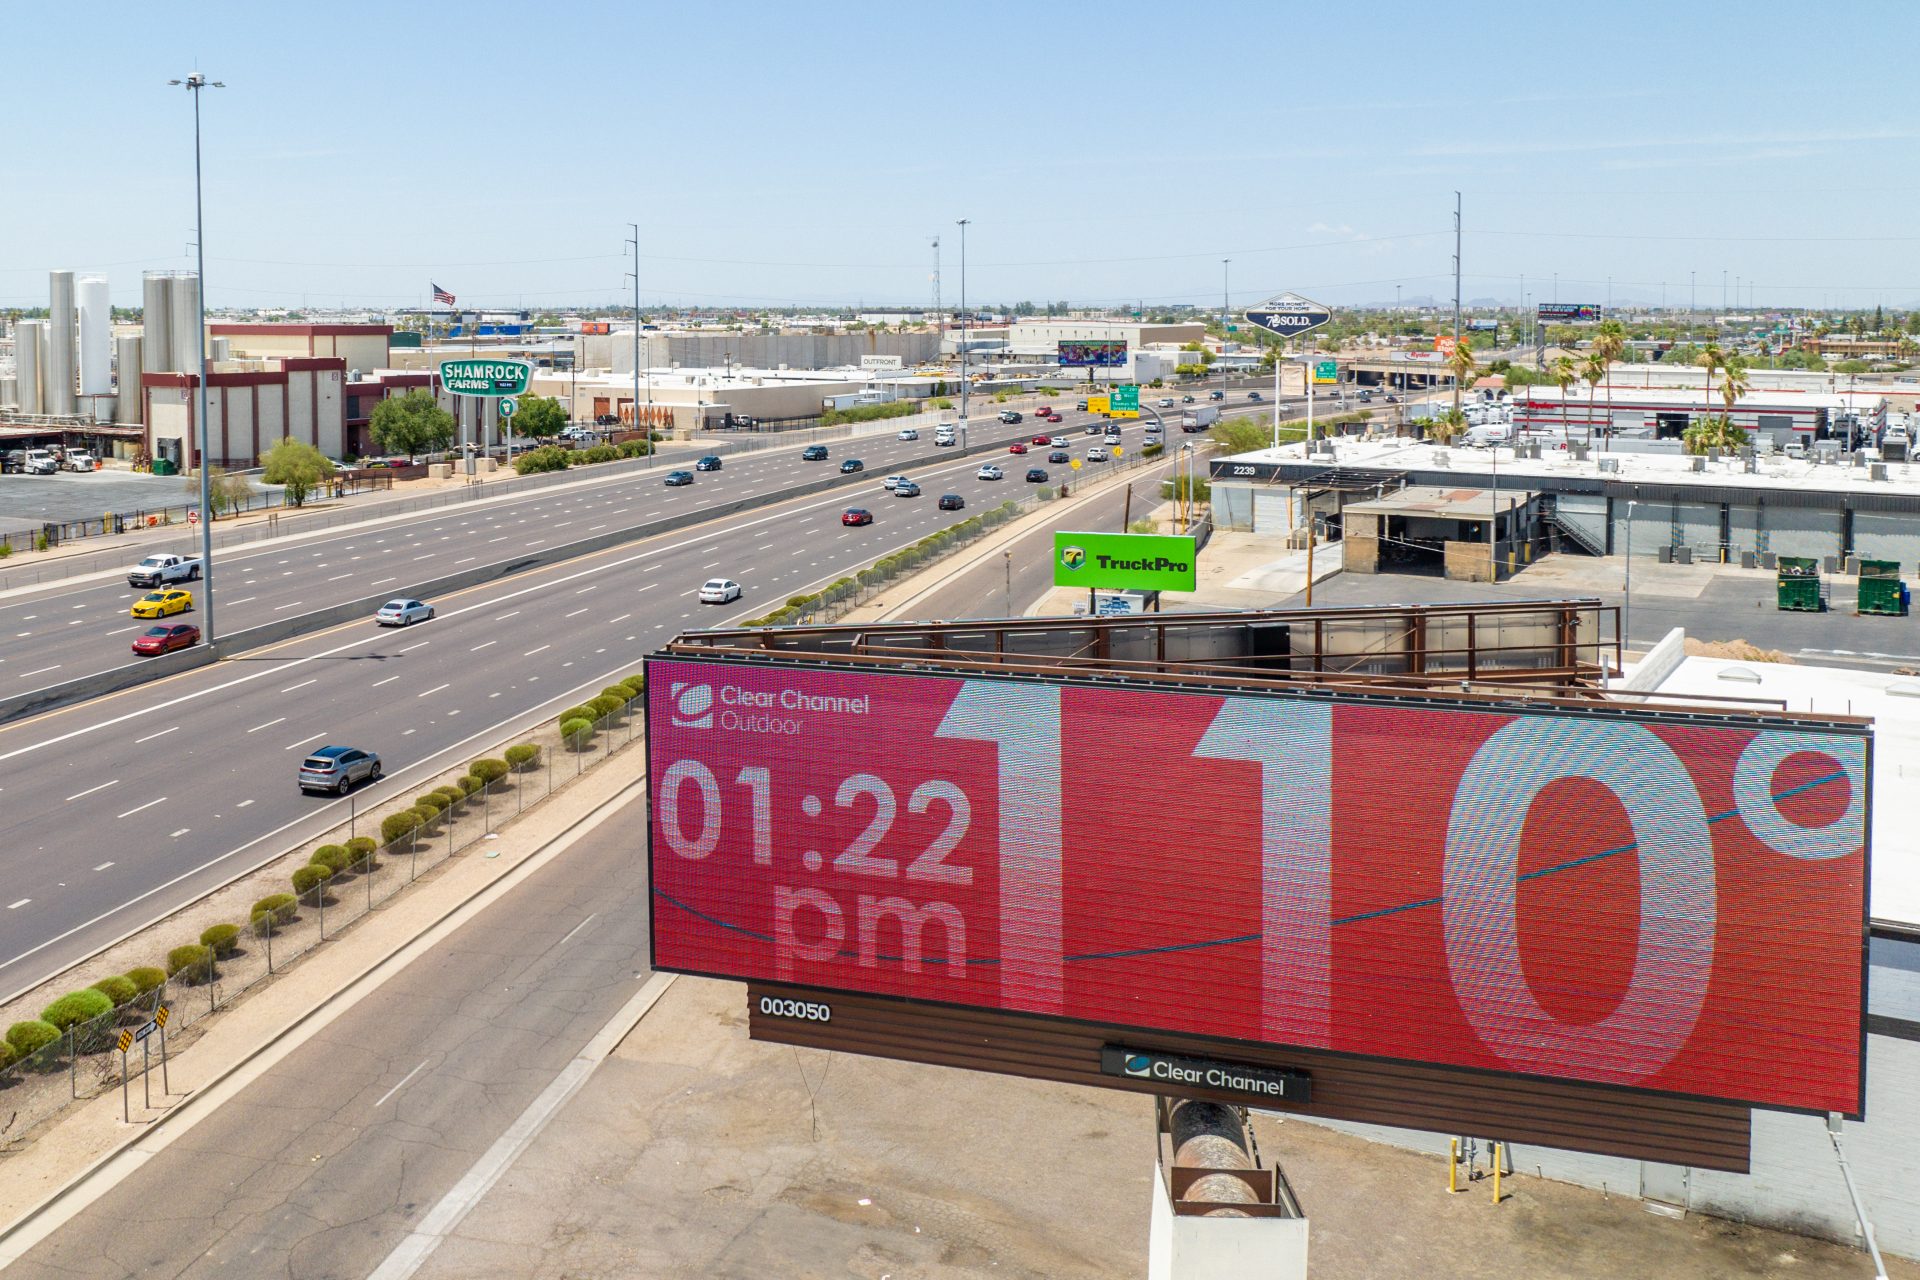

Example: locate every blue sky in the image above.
[4,0,1916,313]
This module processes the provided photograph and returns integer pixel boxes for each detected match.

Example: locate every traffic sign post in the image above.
[1109,385,1140,419]
[156,1004,170,1095]
[1245,292,1335,446]
[498,396,518,469]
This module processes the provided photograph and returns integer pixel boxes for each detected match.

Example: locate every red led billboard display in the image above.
[647,657,1870,1115]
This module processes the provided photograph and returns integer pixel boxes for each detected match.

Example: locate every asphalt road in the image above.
[0,404,1264,998]
[3,777,653,1280]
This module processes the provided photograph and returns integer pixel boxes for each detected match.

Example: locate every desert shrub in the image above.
[6,1020,60,1060]
[458,773,483,797]
[470,758,510,784]
[505,743,540,770]
[561,717,594,749]
[90,976,138,1008]
[581,444,619,464]
[42,989,113,1032]
[616,439,650,458]
[514,446,571,475]
[600,685,633,705]
[126,967,166,995]
[559,705,597,726]
[310,844,353,876]
[345,836,377,863]
[414,792,447,814]
[252,893,298,928]
[290,865,332,896]
[380,810,419,846]
[167,944,215,984]
[199,924,241,957]
[619,676,645,698]
[589,695,624,720]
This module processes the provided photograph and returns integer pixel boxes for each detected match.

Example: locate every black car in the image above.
[1047,449,1070,464]
[1084,423,1102,435]
[663,470,695,486]
[802,444,829,460]
[998,411,1023,424]
[594,414,620,426]
[840,458,864,473]
[695,455,723,471]
[938,493,965,511]
[1182,395,1196,404]
[1025,467,1049,483]
[1385,394,1400,403]
[1209,390,1225,401]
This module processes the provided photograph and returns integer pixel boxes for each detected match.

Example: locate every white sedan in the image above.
[698,578,742,604]
[976,464,1004,480]
[897,428,919,441]
[374,598,434,626]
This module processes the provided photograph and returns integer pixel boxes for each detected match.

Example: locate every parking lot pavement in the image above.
[409,976,1911,1279]
[0,469,215,532]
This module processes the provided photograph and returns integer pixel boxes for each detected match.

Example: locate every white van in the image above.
[934,423,957,446]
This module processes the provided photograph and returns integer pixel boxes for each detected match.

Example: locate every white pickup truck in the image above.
[127,553,202,588]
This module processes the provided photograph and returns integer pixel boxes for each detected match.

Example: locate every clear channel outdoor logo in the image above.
[670,682,714,729]
[1059,545,1087,571]
[1123,1053,1153,1078]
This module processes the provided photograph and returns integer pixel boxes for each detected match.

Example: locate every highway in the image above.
[0,395,1300,998]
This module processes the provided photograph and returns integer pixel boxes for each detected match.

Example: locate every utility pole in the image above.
[170,71,223,647]
[1222,260,1230,332]
[1452,191,1462,351]
[957,219,970,449]
[627,223,644,455]
[930,235,941,343]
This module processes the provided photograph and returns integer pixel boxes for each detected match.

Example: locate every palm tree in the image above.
[1445,337,1478,423]
[1550,355,1579,446]
[1582,352,1607,445]
[1695,343,1727,440]
[1592,319,1627,445]
[1717,358,1751,442]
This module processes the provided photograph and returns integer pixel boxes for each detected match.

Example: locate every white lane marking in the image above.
[702,561,722,569]
[524,644,550,656]
[283,732,327,751]
[272,600,307,612]
[574,586,596,595]
[17,665,60,679]
[374,1059,432,1109]
[133,727,177,745]
[455,557,475,565]
[5,901,27,911]
[279,679,316,693]
[372,577,396,586]
[168,828,190,839]
[371,675,401,688]
[117,797,167,819]
[495,611,520,620]
[470,641,496,652]
[328,573,351,582]
[608,613,631,624]
[236,799,253,808]
[635,584,657,594]
[416,683,451,698]
[92,862,113,872]
[226,596,255,605]
[557,913,598,947]
[247,717,288,734]
[564,608,589,618]
[400,640,430,653]
[65,780,119,802]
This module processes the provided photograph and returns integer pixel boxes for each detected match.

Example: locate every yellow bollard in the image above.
[1493,1142,1504,1204]
[1449,1138,1461,1193]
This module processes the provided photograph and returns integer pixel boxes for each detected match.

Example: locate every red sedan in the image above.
[1007,442,1029,454]
[132,622,200,656]
[1035,404,1054,416]
[1031,434,1052,445]
[841,508,873,526]
[1046,413,1064,423]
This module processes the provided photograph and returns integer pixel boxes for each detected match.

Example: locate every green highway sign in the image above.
[1110,384,1140,419]
[1053,530,1197,592]
[1313,360,1337,384]
[438,359,531,397]
[499,397,519,417]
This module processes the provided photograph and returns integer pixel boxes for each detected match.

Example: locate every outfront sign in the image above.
[1101,1045,1311,1103]
[1053,530,1197,592]
[1537,303,1601,323]
[1244,292,1332,338]
[438,358,531,397]
[647,657,1869,1114]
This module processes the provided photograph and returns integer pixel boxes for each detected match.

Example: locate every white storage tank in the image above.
[209,336,231,362]
[169,272,200,376]
[15,320,44,414]
[46,270,75,415]
[114,334,144,423]
[142,272,173,374]
[0,375,17,409]
[77,275,111,396]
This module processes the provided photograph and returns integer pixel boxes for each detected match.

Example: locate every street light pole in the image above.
[171,71,223,646]
[1624,498,1636,659]
[1222,260,1230,333]
[957,219,970,450]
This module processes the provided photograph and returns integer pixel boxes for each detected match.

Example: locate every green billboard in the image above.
[438,358,531,396]
[1053,531,1197,592]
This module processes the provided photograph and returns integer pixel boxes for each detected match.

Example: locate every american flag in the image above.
[431,283,455,306]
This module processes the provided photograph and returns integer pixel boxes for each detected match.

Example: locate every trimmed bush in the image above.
[581,444,620,464]
[504,743,539,770]
[470,757,510,784]
[167,944,215,984]
[91,975,138,1008]
[561,717,594,749]
[514,445,571,475]
[290,865,332,896]
[0,1042,15,1070]
[42,989,114,1032]
[200,923,241,957]
[409,803,440,828]
[126,966,166,996]
[414,791,447,814]
[380,810,420,846]
[619,676,645,698]
[252,893,298,926]
[616,439,650,458]
[433,785,466,814]
[311,844,353,876]
[589,695,624,720]
[7,1020,60,1059]
[457,773,483,797]
[345,836,377,862]
[600,685,633,705]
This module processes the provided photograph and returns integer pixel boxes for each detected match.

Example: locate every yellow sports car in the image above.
[130,589,193,619]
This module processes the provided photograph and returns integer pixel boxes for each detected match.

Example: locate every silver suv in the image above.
[298,745,382,795]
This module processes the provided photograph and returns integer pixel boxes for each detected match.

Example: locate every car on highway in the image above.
[695,455,723,471]
[1047,449,1070,464]
[976,464,1004,480]
[1048,435,1067,447]
[1248,391,1263,401]
[841,507,873,526]
[298,745,382,795]
[1007,442,1028,454]
[1385,394,1400,403]
[1183,395,1196,404]
[897,428,919,441]
[699,578,743,604]
[130,589,193,619]
[131,623,200,656]
[894,480,922,497]
[802,444,829,460]
[883,473,911,491]
[1088,446,1110,462]
[1036,404,1054,416]
[1025,467,1050,483]
[1209,390,1225,401]
[1045,413,1063,423]
[1031,433,1051,445]
[1157,398,1174,408]
[374,598,434,627]
[1075,400,1088,411]
[663,470,695,486]
[840,458,864,473]
[938,493,965,511]
[998,411,1023,424]
[1084,423,1103,435]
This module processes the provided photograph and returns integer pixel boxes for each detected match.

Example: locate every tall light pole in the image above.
[170,71,222,646]
[957,219,970,449]
[627,222,646,459]
[1623,498,1637,656]
[1221,259,1230,334]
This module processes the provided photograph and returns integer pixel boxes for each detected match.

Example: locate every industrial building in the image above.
[1511,384,1887,447]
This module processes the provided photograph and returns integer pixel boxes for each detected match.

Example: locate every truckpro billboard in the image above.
[647,657,1870,1115]
[1052,531,1197,592]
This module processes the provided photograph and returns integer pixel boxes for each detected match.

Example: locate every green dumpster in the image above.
[1777,556,1825,612]
[1857,560,1909,617]
[151,458,177,477]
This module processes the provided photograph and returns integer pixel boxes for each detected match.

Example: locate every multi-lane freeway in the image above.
[0,390,1300,998]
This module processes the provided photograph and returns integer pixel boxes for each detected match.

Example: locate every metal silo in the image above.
[169,273,200,376]
[15,320,43,414]
[46,270,75,415]
[0,376,16,410]
[77,275,111,396]
[143,272,174,374]
[114,334,144,423]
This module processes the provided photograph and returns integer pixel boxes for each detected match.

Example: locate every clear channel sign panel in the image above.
[647,657,1869,1115]
[438,358,531,397]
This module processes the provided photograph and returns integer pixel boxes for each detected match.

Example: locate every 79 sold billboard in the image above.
[647,657,1870,1115]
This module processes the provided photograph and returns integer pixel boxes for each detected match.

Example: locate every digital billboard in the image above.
[1053,531,1197,592]
[1538,303,1602,323]
[1058,340,1128,368]
[648,658,1870,1115]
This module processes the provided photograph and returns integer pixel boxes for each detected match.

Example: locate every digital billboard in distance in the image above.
[647,658,1870,1116]
[1538,303,1602,323]
[1058,340,1129,368]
